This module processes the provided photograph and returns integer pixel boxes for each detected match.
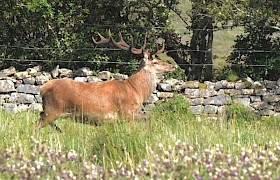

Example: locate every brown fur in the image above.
[35,51,175,131]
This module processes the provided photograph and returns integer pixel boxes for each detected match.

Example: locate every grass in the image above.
[0,95,279,179]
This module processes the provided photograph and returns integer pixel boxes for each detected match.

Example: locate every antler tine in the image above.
[118,33,130,48]
[153,43,165,56]
[142,34,147,50]
[92,33,110,45]
[110,30,144,54]
[109,30,130,51]
[129,34,147,55]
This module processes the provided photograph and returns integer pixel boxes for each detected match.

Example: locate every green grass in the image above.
[0,96,279,178]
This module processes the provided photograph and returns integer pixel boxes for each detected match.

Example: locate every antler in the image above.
[92,33,110,44]
[152,43,165,57]
[109,31,131,51]
[92,30,146,55]
[110,30,146,55]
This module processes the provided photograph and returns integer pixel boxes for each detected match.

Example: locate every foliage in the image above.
[226,0,280,80]
[1,0,279,80]
[0,0,172,74]
[227,103,259,122]
[164,66,186,80]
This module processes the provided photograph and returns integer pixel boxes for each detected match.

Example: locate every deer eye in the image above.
[153,61,159,65]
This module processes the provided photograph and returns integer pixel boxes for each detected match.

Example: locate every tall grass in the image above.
[0,95,279,178]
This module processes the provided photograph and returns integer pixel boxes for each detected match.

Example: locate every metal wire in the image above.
[0,57,277,68]
[0,45,277,54]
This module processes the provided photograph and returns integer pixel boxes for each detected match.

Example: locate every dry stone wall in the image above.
[0,66,280,118]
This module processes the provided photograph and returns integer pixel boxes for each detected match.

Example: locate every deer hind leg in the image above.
[34,107,63,132]
[123,109,148,121]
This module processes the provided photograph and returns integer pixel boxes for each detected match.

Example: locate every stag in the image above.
[34,31,175,132]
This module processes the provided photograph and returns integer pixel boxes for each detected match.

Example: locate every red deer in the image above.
[34,31,175,132]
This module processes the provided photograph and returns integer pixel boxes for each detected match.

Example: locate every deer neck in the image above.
[126,66,157,102]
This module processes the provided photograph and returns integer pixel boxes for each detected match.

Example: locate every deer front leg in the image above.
[33,111,62,133]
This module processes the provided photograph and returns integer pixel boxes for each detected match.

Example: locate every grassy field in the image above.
[0,95,279,179]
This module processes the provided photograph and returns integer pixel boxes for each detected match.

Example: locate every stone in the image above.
[263,95,280,103]
[9,93,35,104]
[8,93,19,103]
[185,89,200,98]
[17,94,36,104]
[87,76,101,82]
[204,81,215,89]
[14,71,30,79]
[260,109,275,116]
[252,81,264,89]
[35,95,42,103]
[202,89,217,97]
[29,103,43,112]
[250,96,261,102]
[189,98,204,106]
[277,78,280,86]
[143,104,155,112]
[189,105,204,115]
[0,80,16,93]
[74,77,87,82]
[17,84,40,95]
[27,66,41,76]
[23,77,36,85]
[172,84,187,91]
[0,94,10,103]
[185,81,199,89]
[157,92,174,98]
[254,88,267,96]
[0,66,16,77]
[275,88,280,95]
[241,89,254,95]
[204,95,232,106]
[214,81,224,90]
[17,104,29,112]
[263,80,277,89]
[98,71,111,80]
[235,82,246,89]
[275,102,280,112]
[74,67,92,77]
[221,89,241,96]
[59,68,73,78]
[145,94,159,104]
[157,83,172,92]
[233,98,251,107]
[112,73,128,80]
[226,82,235,89]
[51,65,60,78]
[164,78,181,86]
[274,113,280,117]
[3,103,18,113]
[217,106,227,116]
[251,102,274,110]
[204,105,218,114]
[35,74,49,85]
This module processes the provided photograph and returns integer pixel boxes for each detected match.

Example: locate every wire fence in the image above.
[0,44,277,54]
[0,48,278,67]
[0,26,279,68]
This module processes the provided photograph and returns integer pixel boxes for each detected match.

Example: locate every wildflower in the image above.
[204,149,211,155]
[142,159,149,167]
[66,150,77,161]
[158,143,163,150]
